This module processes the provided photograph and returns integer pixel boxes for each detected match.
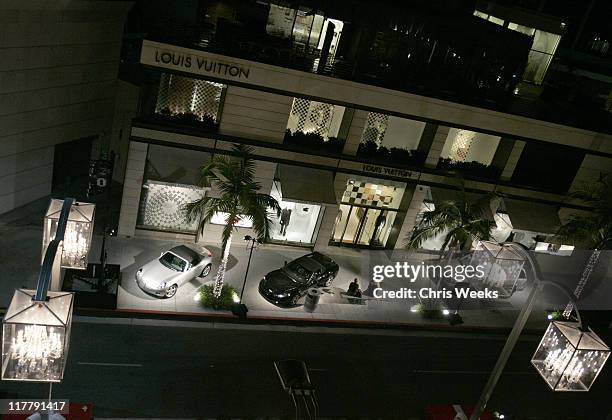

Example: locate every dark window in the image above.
[511,142,585,193]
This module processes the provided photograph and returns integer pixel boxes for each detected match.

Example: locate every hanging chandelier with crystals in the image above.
[532,321,610,391]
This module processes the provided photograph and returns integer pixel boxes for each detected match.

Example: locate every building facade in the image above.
[116,28,612,253]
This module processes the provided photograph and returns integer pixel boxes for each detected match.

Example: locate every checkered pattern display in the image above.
[140,181,206,232]
[342,181,397,207]
[361,112,389,145]
[448,129,475,162]
[155,73,224,122]
[289,98,334,138]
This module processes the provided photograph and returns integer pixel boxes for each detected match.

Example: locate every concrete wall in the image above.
[569,155,612,192]
[342,109,368,155]
[500,141,526,180]
[424,125,450,167]
[117,141,148,237]
[219,86,293,143]
[0,0,132,214]
[393,185,427,249]
[110,80,140,184]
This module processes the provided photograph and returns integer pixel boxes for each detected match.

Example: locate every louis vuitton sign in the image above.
[141,40,250,81]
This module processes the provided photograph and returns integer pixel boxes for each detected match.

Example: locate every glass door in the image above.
[332,205,398,248]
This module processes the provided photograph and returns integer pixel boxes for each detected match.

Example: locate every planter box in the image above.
[63,263,120,310]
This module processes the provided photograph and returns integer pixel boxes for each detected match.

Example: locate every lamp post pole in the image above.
[240,235,260,304]
[470,243,582,420]
[36,198,74,301]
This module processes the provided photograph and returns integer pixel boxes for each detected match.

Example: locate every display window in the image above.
[439,128,500,165]
[155,73,225,123]
[331,179,405,248]
[136,145,212,233]
[268,181,323,246]
[138,180,206,233]
[286,98,345,140]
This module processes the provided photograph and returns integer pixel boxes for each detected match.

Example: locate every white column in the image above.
[393,185,427,249]
[424,125,450,167]
[341,109,369,155]
[117,141,148,237]
[314,204,340,251]
[568,154,612,192]
[500,140,526,181]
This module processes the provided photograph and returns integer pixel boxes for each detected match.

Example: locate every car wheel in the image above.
[291,294,300,306]
[165,284,178,298]
[200,264,212,278]
[324,276,333,287]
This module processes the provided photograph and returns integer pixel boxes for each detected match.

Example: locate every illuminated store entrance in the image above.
[271,164,336,246]
[332,179,405,248]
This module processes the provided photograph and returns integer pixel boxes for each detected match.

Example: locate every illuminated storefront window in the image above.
[155,73,225,124]
[332,178,405,248]
[137,145,212,233]
[269,180,323,246]
[440,128,500,165]
[286,98,345,140]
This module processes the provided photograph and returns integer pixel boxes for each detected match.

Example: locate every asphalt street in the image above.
[1,319,611,419]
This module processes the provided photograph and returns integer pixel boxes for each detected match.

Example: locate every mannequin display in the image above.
[279,207,292,236]
[371,213,387,246]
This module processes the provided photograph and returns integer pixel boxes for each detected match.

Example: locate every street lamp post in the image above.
[43,198,95,291]
[2,198,79,382]
[470,243,609,419]
[240,235,261,304]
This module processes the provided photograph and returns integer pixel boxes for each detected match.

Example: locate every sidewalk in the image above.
[3,197,609,332]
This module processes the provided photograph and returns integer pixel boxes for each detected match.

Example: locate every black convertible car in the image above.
[258,252,339,307]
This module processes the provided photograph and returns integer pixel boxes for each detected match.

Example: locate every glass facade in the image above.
[473,10,562,84]
[440,128,500,165]
[155,73,225,123]
[137,145,212,233]
[332,179,405,248]
[286,98,345,140]
[360,112,425,150]
[269,180,323,246]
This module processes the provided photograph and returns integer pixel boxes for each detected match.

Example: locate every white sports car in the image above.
[136,245,213,298]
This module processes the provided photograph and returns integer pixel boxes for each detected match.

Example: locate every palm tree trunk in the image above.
[213,234,233,298]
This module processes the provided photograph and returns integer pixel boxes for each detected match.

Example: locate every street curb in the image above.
[62,306,545,337]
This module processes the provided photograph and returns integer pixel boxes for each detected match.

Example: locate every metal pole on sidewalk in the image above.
[469,280,542,420]
[239,236,258,303]
[469,244,581,420]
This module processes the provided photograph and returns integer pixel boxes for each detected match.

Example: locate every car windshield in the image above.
[284,261,314,283]
[159,252,187,272]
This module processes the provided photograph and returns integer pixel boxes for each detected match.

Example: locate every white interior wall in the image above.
[440,128,500,165]
[382,117,425,150]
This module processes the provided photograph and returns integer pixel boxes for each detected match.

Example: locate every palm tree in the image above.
[184,144,281,298]
[407,188,496,255]
[554,174,612,250]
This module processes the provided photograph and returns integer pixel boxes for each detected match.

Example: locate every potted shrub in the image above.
[197,284,240,310]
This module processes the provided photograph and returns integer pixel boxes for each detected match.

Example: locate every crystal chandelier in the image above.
[43,199,95,269]
[532,321,610,391]
[2,290,74,382]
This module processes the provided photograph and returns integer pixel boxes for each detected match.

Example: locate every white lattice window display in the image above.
[361,112,390,145]
[288,98,335,138]
[139,181,207,232]
[448,129,476,162]
[155,74,224,122]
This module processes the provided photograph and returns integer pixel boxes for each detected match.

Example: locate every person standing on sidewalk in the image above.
[347,278,359,296]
